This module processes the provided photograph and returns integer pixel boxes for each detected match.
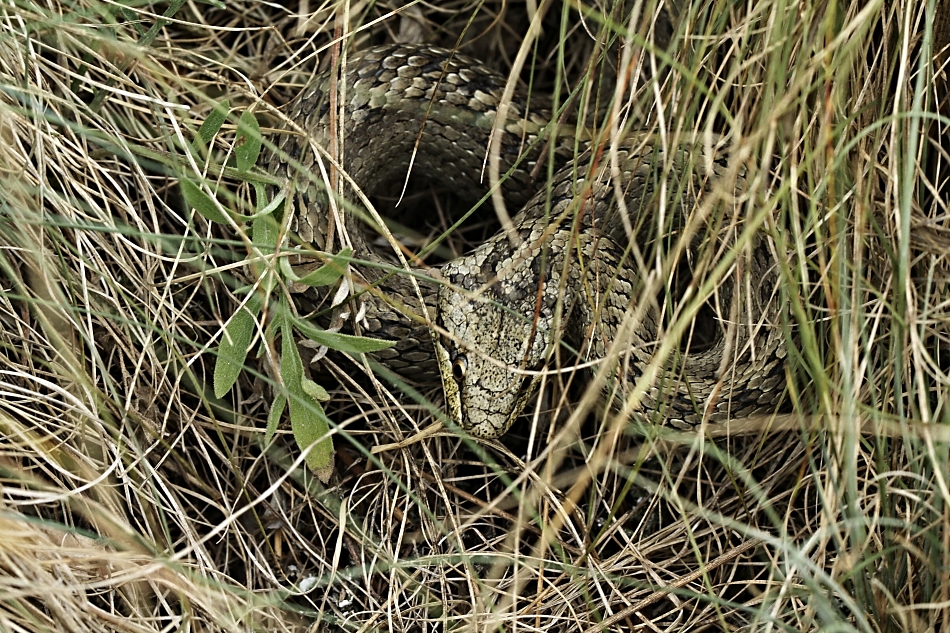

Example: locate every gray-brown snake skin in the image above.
[270,43,787,438]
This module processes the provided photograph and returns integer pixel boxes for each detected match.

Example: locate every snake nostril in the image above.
[519,373,532,395]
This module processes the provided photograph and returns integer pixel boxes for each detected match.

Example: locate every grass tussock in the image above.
[0,0,948,631]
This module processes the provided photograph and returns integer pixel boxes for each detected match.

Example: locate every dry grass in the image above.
[0,0,947,631]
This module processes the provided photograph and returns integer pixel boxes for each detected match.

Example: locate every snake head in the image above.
[435,233,569,439]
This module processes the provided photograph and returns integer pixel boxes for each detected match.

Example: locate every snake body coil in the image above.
[270,44,787,439]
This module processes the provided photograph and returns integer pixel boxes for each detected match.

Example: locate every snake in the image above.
[269,43,787,439]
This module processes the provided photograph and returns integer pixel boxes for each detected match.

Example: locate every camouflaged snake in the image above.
[269,43,787,439]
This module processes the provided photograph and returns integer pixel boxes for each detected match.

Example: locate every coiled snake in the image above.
[270,43,787,439]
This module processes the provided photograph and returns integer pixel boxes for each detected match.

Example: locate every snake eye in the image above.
[452,355,468,382]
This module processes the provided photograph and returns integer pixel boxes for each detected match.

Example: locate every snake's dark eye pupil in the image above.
[452,356,468,382]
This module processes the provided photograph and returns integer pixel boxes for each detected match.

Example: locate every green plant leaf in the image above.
[196,99,229,147]
[264,394,285,445]
[292,247,352,287]
[302,379,330,402]
[257,188,285,218]
[294,317,395,354]
[290,396,335,482]
[181,177,229,224]
[253,181,285,220]
[235,110,261,172]
[252,213,280,253]
[280,310,303,388]
[213,295,262,398]
[281,314,334,479]
[250,212,281,294]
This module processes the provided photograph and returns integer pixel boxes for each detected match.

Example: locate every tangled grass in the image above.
[0,0,948,631]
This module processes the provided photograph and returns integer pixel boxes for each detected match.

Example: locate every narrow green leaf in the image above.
[280,309,303,389]
[290,395,335,481]
[235,110,261,172]
[252,213,280,254]
[281,314,334,479]
[213,296,262,398]
[294,317,396,354]
[302,379,330,402]
[118,8,143,34]
[254,182,268,213]
[250,213,281,294]
[264,394,285,445]
[257,188,285,218]
[293,247,352,287]
[279,255,297,280]
[197,99,229,147]
[181,178,229,224]
[253,181,285,220]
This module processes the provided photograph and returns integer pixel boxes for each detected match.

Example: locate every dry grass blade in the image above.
[0,1,946,632]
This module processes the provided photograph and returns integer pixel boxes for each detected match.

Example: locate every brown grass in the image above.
[0,0,947,631]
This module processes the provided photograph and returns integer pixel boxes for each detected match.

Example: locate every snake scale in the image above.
[270,43,787,439]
